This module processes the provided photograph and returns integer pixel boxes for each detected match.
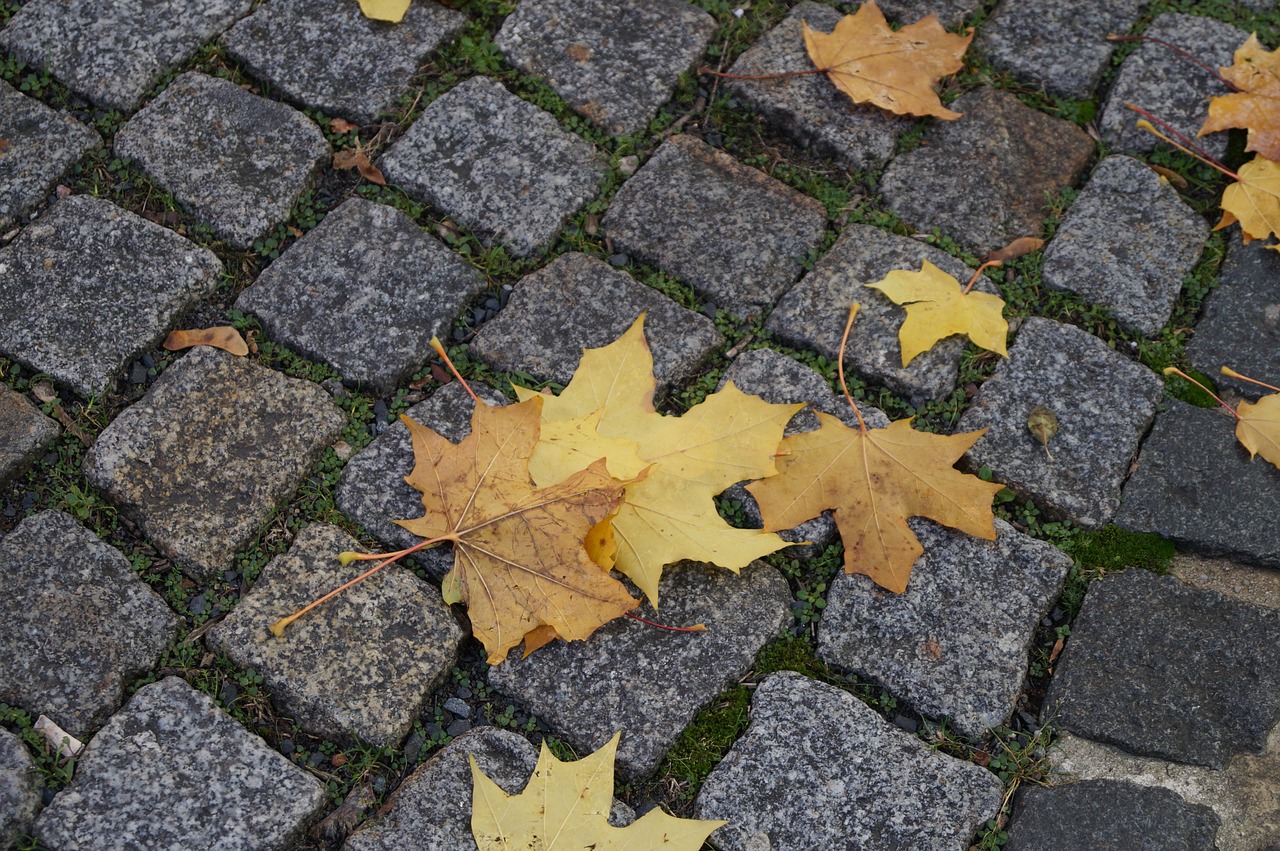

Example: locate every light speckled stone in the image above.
[379,76,606,258]
[0,386,59,490]
[1041,156,1209,337]
[0,728,41,849]
[489,561,791,782]
[0,81,100,230]
[495,0,715,136]
[84,347,345,579]
[207,524,463,747]
[470,252,723,389]
[875,0,977,27]
[0,0,250,112]
[0,510,179,738]
[0,195,222,398]
[223,0,464,125]
[235,198,486,395]
[881,88,1094,255]
[694,672,1003,851]
[766,223,996,407]
[818,519,1070,738]
[723,2,906,172]
[34,677,326,851]
[602,134,828,315]
[114,72,329,250]
[958,317,1162,529]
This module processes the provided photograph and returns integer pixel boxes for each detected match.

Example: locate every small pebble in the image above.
[608,253,629,268]
[705,131,724,147]
[403,731,425,764]
[443,697,472,718]
[446,719,472,737]
[129,362,149,385]
[891,714,918,734]
[308,751,328,769]
[279,738,295,755]
[456,686,473,699]
[618,155,640,176]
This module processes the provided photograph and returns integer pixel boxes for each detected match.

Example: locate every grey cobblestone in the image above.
[0,81,100,230]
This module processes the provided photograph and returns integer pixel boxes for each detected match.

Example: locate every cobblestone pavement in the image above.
[2,1,1279,849]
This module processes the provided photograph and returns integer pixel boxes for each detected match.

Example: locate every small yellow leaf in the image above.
[1236,394,1280,470]
[357,0,409,23]
[1217,156,1280,250]
[163,326,250,356]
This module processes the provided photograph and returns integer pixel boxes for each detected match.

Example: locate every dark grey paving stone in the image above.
[0,510,180,738]
[495,0,714,136]
[469,252,722,389]
[84,347,345,579]
[1116,399,1280,567]
[876,0,977,27]
[602,134,827,316]
[34,676,326,850]
[1099,14,1248,162]
[958,317,1162,529]
[0,386,59,489]
[1045,569,1280,770]
[766,223,997,407]
[975,0,1144,99]
[1006,779,1219,851]
[206,524,463,748]
[1041,155,1209,337]
[695,671,1003,851]
[1187,239,1280,402]
[881,87,1094,255]
[0,80,100,230]
[818,519,1070,739]
[235,198,486,395]
[114,72,329,250]
[723,2,906,173]
[0,725,42,848]
[0,194,222,398]
[379,76,606,258]
[335,381,508,579]
[223,0,464,125]
[0,0,249,112]
[488,560,791,782]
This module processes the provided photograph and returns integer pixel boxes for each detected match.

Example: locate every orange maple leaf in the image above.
[1199,34,1280,162]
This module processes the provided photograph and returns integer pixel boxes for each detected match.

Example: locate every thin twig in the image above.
[1106,33,1236,90]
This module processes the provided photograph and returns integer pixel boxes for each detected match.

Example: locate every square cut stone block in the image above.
[207,524,463,748]
[34,677,327,850]
[0,386,60,489]
[84,347,345,579]
[0,727,41,849]
[378,76,607,258]
[602,134,827,316]
[0,195,223,398]
[958,317,1162,529]
[496,0,715,136]
[1187,240,1280,402]
[0,80,100,230]
[469,252,723,389]
[235,197,486,395]
[0,0,250,112]
[222,0,465,125]
[1041,155,1209,337]
[0,510,180,737]
[114,72,330,250]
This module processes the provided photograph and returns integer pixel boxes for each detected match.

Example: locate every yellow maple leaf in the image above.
[865,260,1009,367]
[357,0,409,23]
[470,733,724,850]
[1235,394,1280,469]
[1217,155,1280,250]
[802,1,973,120]
[1199,34,1280,162]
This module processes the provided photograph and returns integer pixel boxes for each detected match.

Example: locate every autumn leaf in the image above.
[865,260,1009,367]
[333,146,386,185]
[802,1,973,120]
[357,0,409,23]
[985,236,1044,263]
[163,326,249,356]
[470,733,724,850]
[1217,155,1280,250]
[1198,34,1280,162]
[1236,394,1280,469]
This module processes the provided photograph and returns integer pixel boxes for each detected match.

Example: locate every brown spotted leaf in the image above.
[163,326,250,356]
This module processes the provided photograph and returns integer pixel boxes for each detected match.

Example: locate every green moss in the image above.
[1061,524,1176,575]
[654,686,751,798]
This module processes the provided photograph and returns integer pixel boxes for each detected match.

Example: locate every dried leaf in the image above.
[985,236,1044,263]
[1235,393,1280,470]
[1027,405,1058,460]
[357,0,409,23]
[1146,164,1189,188]
[1198,34,1280,162]
[329,117,359,134]
[163,326,250,356]
[1216,155,1280,250]
[333,147,386,185]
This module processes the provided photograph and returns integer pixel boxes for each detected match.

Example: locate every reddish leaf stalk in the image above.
[1105,33,1236,90]
[429,336,478,403]
[697,66,827,81]
[1124,103,1238,180]
[1162,367,1239,419]
[963,260,1003,295]
[837,304,869,433]
[1221,366,1280,394]
[624,612,707,633]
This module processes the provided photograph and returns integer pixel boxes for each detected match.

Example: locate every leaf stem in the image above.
[429,336,478,403]
[697,66,826,81]
[962,260,1003,295]
[1163,367,1239,419]
[1221,366,1280,394]
[1124,104,1238,179]
[837,303,868,433]
[624,612,707,633]
[1105,34,1236,90]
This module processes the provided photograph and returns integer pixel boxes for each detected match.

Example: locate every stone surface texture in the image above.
[378,76,606,258]
[880,87,1094,254]
[695,672,1003,851]
[0,510,180,737]
[876,0,977,27]
[470,252,722,388]
[0,728,41,849]
[0,195,223,398]
[206,524,464,748]
[958,317,1163,529]
[235,197,486,395]
[724,2,906,172]
[1041,155,1209,336]
[222,0,465,125]
[496,0,715,136]
[0,386,59,489]
[114,72,330,249]
[1117,398,1280,567]
[0,81,100,229]
[1171,552,1280,611]
[34,677,327,850]
[602,134,828,315]
[1187,239,1280,401]
[489,561,791,781]
[818,519,1071,738]
[0,0,250,111]
[83,347,345,579]
[1045,569,1280,770]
